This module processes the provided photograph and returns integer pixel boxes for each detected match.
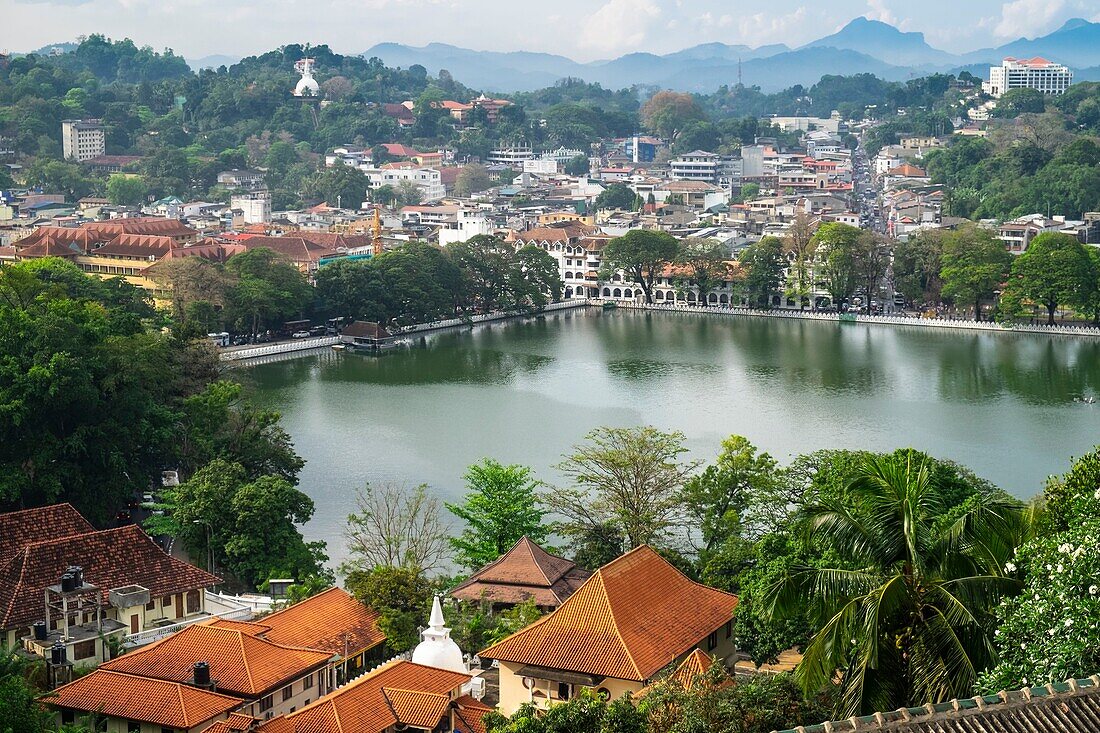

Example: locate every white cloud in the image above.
[865,0,897,25]
[994,0,1065,39]
[735,6,809,44]
[579,0,662,54]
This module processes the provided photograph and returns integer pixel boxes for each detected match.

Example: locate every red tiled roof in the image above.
[84,217,197,238]
[260,587,385,658]
[102,622,331,698]
[89,234,177,258]
[0,504,93,565]
[0,524,219,632]
[241,236,337,264]
[479,546,738,682]
[454,694,493,733]
[450,537,591,607]
[266,660,469,733]
[382,688,452,728]
[48,670,243,728]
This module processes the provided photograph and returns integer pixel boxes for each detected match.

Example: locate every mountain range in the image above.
[363,17,1100,93]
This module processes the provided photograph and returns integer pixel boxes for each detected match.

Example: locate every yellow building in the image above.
[479,545,739,715]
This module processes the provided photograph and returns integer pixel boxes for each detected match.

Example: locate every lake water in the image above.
[245,309,1100,568]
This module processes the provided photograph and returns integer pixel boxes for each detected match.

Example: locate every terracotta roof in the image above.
[199,712,257,733]
[207,618,274,634]
[454,694,494,733]
[634,648,716,700]
[0,504,93,565]
[0,524,219,632]
[84,217,197,238]
[260,587,385,658]
[779,675,1100,733]
[263,660,469,733]
[479,545,738,682]
[383,688,452,728]
[886,163,927,178]
[450,537,591,607]
[48,670,243,728]
[241,236,337,264]
[102,623,332,698]
[90,234,177,258]
[341,321,392,340]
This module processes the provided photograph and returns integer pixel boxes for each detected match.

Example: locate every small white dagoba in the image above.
[412,595,467,673]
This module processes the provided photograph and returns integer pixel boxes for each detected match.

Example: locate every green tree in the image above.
[675,238,734,307]
[1003,232,1093,324]
[547,426,700,553]
[601,230,680,304]
[939,225,1012,320]
[446,459,550,570]
[454,164,493,197]
[345,565,434,653]
[593,183,637,211]
[0,644,54,733]
[992,88,1046,118]
[225,247,312,336]
[892,230,944,306]
[344,483,450,574]
[307,164,370,208]
[394,180,423,206]
[564,154,590,176]
[641,91,707,142]
[105,173,148,206]
[768,453,1028,716]
[738,237,785,308]
[981,448,1100,692]
[812,222,864,310]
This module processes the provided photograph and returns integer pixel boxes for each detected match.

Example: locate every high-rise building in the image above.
[61,119,106,162]
[983,57,1072,98]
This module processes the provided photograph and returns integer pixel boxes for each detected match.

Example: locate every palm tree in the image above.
[767,452,1030,716]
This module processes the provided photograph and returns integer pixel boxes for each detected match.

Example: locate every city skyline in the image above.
[5,0,1100,62]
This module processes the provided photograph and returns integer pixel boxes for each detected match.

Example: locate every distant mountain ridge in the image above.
[363,16,1100,93]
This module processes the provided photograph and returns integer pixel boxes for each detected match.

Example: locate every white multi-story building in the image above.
[670,151,720,183]
[364,165,446,202]
[231,189,272,224]
[61,119,105,161]
[983,57,1072,98]
[486,145,534,167]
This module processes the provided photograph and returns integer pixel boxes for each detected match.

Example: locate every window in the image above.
[303,674,314,690]
[259,694,274,712]
[128,721,141,733]
[186,590,200,614]
[62,711,75,725]
[707,631,718,651]
[282,684,294,701]
[557,682,571,701]
[162,728,176,733]
[161,596,171,608]
[145,600,155,611]
[73,640,96,660]
[725,621,733,640]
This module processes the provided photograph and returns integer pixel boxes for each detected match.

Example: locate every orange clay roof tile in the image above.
[479,545,737,682]
[102,623,331,698]
[48,670,243,728]
[260,587,385,658]
[450,537,591,607]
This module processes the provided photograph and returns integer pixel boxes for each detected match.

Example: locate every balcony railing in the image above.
[123,605,254,647]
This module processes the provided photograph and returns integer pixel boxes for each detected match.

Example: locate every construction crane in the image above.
[370,205,382,256]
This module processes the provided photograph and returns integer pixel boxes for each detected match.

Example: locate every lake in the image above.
[245,309,1100,568]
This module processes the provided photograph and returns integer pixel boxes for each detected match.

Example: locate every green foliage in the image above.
[105,173,148,206]
[981,447,1100,691]
[488,689,646,733]
[449,598,544,654]
[674,238,734,307]
[811,222,865,308]
[345,565,434,653]
[564,154,590,176]
[993,88,1047,118]
[738,237,785,308]
[0,644,53,733]
[594,183,638,211]
[1002,232,1094,324]
[454,164,493,197]
[446,458,551,571]
[304,163,369,207]
[225,247,313,335]
[767,452,1029,716]
[601,230,680,304]
[939,225,1013,321]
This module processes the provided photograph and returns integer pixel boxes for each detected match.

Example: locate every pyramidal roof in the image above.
[478,545,737,682]
[450,537,591,607]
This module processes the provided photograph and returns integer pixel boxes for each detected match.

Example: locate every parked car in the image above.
[291,330,311,339]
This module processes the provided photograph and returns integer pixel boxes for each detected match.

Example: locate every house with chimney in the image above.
[0,504,219,667]
[479,545,738,715]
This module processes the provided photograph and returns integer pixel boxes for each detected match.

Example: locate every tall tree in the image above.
[344,483,450,574]
[641,91,707,142]
[768,453,1028,716]
[547,426,700,552]
[446,459,550,570]
[601,230,680,304]
[454,164,493,197]
[1003,232,1093,324]
[225,247,312,336]
[812,222,863,310]
[939,225,1012,321]
[739,237,786,308]
[783,212,817,309]
[674,238,734,307]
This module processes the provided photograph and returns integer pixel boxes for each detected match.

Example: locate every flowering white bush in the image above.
[980,458,1100,692]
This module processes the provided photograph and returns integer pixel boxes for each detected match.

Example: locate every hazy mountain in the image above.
[802,17,958,67]
[363,16,1100,94]
[186,54,241,71]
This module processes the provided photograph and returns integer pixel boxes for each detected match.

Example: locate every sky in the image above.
[4,0,1100,61]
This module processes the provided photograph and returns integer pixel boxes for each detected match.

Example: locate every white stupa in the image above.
[412,595,467,673]
[293,58,320,97]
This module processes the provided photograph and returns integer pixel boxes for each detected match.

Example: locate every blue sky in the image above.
[4,0,1100,60]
